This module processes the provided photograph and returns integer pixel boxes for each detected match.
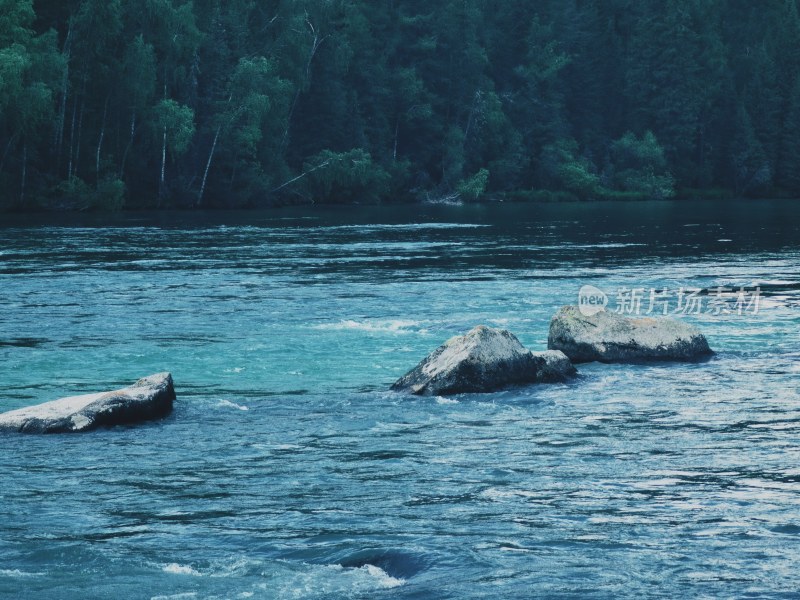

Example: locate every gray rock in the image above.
[548,306,713,363]
[391,325,576,396]
[534,349,578,382]
[0,373,175,433]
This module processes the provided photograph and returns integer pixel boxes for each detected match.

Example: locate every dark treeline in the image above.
[2,0,800,210]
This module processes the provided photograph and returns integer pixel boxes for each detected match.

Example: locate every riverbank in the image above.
[3,188,798,217]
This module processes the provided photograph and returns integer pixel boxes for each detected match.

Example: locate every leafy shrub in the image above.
[609,131,675,199]
[540,139,600,198]
[53,176,92,209]
[51,176,125,211]
[457,168,489,201]
[304,148,390,203]
[92,176,125,211]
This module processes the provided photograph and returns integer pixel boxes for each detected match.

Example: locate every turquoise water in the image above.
[1,201,799,599]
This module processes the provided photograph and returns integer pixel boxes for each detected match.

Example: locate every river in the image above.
[1,201,799,599]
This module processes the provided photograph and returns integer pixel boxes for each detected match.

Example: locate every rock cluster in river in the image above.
[392,307,713,396]
[0,373,175,434]
[0,306,715,432]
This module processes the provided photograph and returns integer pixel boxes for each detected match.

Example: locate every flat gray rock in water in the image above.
[392,325,576,396]
[0,373,176,433]
[548,306,713,363]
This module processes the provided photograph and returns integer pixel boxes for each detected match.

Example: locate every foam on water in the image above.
[0,569,43,578]
[217,400,249,411]
[312,319,428,334]
[360,564,405,588]
[436,396,459,405]
[162,564,202,576]
[265,563,405,598]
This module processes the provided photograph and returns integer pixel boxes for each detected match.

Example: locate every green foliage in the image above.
[92,176,126,211]
[4,0,800,210]
[0,16,61,134]
[610,131,668,173]
[540,139,600,198]
[52,176,93,209]
[623,1,727,185]
[609,131,676,199]
[0,0,34,46]
[442,126,466,187]
[518,16,570,84]
[121,36,157,112]
[222,57,291,159]
[731,105,771,196]
[154,99,194,157]
[777,76,800,192]
[47,175,124,211]
[457,169,489,202]
[0,44,32,112]
[304,149,390,204]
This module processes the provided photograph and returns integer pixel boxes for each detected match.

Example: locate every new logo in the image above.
[578,285,608,316]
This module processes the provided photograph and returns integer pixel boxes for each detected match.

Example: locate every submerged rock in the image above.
[548,306,713,363]
[0,373,175,433]
[391,325,576,396]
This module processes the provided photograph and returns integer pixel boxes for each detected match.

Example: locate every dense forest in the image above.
[2,0,800,210]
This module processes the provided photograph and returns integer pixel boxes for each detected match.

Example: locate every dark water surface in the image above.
[1,201,799,599]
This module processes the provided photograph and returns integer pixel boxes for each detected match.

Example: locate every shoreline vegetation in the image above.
[3,189,792,215]
[3,1,800,212]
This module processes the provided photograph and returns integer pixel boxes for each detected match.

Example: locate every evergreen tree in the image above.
[0,0,63,208]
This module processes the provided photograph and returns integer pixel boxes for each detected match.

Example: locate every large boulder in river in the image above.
[0,373,175,434]
[548,306,713,363]
[391,325,576,396]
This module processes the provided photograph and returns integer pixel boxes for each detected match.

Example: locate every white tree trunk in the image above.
[20,144,27,206]
[160,125,167,191]
[160,79,168,201]
[67,99,77,179]
[119,112,136,177]
[393,118,400,161]
[96,98,108,182]
[197,126,220,207]
[0,133,17,174]
[464,90,481,142]
[281,19,326,152]
[55,68,68,167]
[270,158,332,195]
[74,100,84,179]
[55,25,71,173]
